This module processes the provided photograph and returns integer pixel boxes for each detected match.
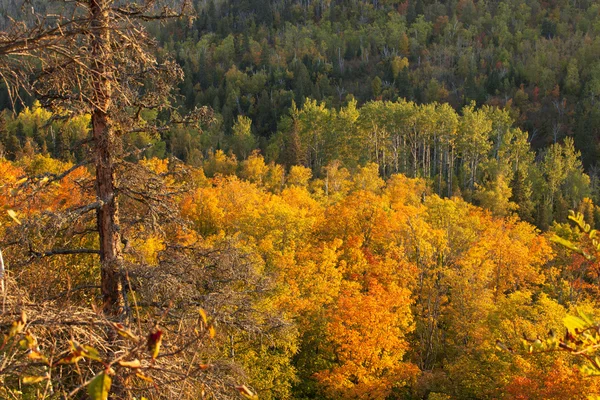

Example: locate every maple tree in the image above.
[316,280,417,399]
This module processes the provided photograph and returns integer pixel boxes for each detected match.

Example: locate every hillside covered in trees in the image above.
[3,0,600,399]
[166,0,600,162]
[4,0,600,230]
[3,153,600,399]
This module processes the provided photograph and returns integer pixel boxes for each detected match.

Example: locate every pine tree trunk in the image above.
[91,0,123,315]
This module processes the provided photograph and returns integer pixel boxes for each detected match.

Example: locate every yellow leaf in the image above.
[564,315,588,333]
[7,209,21,225]
[9,311,27,337]
[209,325,216,339]
[199,308,208,325]
[27,350,48,364]
[14,177,27,186]
[19,332,37,350]
[550,234,584,254]
[577,309,596,325]
[55,353,84,365]
[22,375,48,385]
[135,372,154,383]
[118,359,141,369]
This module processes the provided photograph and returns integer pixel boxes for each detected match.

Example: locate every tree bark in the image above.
[90,0,123,315]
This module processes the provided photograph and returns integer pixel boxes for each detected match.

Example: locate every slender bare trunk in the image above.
[448,146,454,197]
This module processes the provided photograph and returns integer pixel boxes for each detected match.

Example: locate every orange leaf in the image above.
[199,308,208,325]
[235,385,257,399]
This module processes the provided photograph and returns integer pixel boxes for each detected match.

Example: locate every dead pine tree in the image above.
[0,0,196,315]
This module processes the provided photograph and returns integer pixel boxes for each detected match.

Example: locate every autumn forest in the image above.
[2,0,600,399]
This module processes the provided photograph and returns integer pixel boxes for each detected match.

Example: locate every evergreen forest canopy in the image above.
[4,0,600,399]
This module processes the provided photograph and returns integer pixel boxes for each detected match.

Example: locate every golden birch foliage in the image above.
[203,149,238,177]
[241,151,269,184]
[481,217,551,295]
[7,155,92,214]
[181,186,225,236]
[208,176,264,234]
[130,233,166,266]
[504,358,600,400]
[139,157,169,174]
[42,166,92,212]
[319,190,393,255]
[322,160,351,199]
[264,162,285,192]
[286,165,312,188]
[351,162,385,193]
[385,173,428,209]
[4,149,592,400]
[273,239,344,316]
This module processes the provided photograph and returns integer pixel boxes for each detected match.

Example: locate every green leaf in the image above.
[88,372,111,400]
[82,345,102,362]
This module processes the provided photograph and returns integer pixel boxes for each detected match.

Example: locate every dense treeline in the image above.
[147,0,600,165]
[4,0,600,165]
[3,0,600,231]
[2,153,600,398]
[2,99,596,230]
